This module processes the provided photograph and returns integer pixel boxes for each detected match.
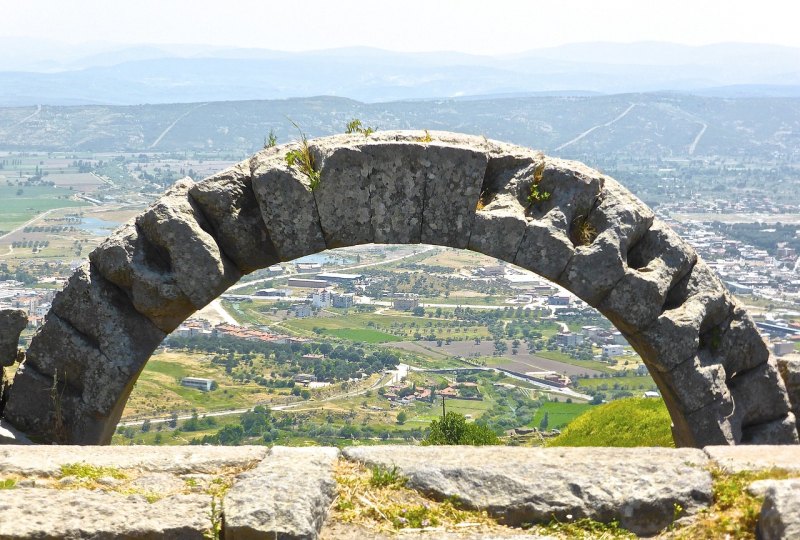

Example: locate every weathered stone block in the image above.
[0,489,209,539]
[252,153,327,261]
[136,179,241,309]
[729,360,792,427]
[704,445,800,472]
[514,210,575,280]
[758,479,800,540]
[189,162,280,273]
[343,446,712,536]
[90,221,196,332]
[468,198,528,262]
[0,309,26,367]
[224,446,339,540]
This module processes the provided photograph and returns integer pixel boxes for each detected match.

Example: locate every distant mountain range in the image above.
[1,40,799,106]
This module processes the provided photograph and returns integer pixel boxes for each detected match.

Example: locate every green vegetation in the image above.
[669,468,799,539]
[418,130,433,143]
[369,465,404,488]
[284,123,320,190]
[547,397,673,447]
[571,214,598,246]
[60,463,127,481]
[534,517,637,539]
[0,185,87,232]
[0,479,16,490]
[345,119,376,136]
[423,411,499,446]
[264,129,277,148]
[527,162,550,206]
[531,401,592,430]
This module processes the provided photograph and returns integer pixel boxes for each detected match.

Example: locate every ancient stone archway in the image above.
[2,131,797,446]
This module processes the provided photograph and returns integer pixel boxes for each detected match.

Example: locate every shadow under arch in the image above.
[2,131,797,447]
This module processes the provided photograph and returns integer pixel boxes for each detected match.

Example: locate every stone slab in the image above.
[0,445,267,476]
[0,308,26,367]
[0,418,32,445]
[758,479,800,540]
[0,488,209,539]
[704,445,800,473]
[343,445,711,536]
[224,446,339,540]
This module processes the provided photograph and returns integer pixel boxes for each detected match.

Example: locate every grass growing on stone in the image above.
[333,460,500,533]
[0,479,16,489]
[664,467,800,540]
[533,517,637,539]
[60,463,128,482]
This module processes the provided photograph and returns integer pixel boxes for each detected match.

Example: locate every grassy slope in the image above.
[546,397,674,447]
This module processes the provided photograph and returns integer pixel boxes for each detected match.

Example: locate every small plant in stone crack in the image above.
[527,162,550,206]
[572,214,598,246]
[418,129,433,143]
[345,119,376,137]
[263,129,277,149]
[0,479,16,490]
[204,477,232,540]
[284,120,321,190]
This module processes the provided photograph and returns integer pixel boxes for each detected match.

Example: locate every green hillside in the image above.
[546,397,674,447]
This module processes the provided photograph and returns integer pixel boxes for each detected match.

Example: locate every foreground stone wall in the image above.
[0,445,798,539]
[0,131,796,446]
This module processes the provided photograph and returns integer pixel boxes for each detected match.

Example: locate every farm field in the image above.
[531,401,593,430]
[0,185,87,233]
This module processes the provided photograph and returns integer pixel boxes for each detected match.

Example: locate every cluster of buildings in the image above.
[0,280,55,328]
[172,320,309,346]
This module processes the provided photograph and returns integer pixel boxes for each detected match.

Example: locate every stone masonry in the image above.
[0,131,796,446]
[0,445,798,539]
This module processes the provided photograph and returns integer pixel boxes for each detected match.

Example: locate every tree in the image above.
[423,411,498,446]
[141,419,151,433]
[539,412,549,430]
[301,389,311,400]
[396,411,408,425]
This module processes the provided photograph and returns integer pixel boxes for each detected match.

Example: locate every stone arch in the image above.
[2,131,797,447]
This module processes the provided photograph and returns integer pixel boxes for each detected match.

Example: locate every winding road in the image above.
[554,103,636,152]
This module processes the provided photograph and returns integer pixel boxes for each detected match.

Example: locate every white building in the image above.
[602,344,625,357]
[180,377,215,391]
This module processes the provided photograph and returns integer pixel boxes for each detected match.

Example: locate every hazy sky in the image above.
[3,0,800,54]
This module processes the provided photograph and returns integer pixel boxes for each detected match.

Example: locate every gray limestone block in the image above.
[467,197,528,262]
[665,355,732,414]
[729,360,792,427]
[2,362,81,443]
[714,306,771,377]
[419,144,488,248]
[0,309,26,367]
[600,221,697,333]
[23,313,109,396]
[758,479,800,540]
[586,177,654,254]
[90,221,196,333]
[0,445,267,476]
[558,233,626,305]
[189,162,280,273]
[681,402,742,447]
[741,413,800,445]
[224,446,339,540]
[252,153,327,261]
[49,263,165,373]
[342,446,711,536]
[531,157,605,225]
[314,144,376,247]
[0,488,209,539]
[778,356,800,389]
[628,284,734,373]
[513,210,575,280]
[136,178,242,309]
[704,445,800,472]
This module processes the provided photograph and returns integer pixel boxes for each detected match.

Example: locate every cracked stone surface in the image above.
[757,479,800,540]
[0,130,795,446]
[343,445,712,536]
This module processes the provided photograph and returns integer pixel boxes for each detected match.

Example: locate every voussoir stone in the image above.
[343,446,711,536]
[0,488,209,539]
[0,308,26,367]
[224,446,339,540]
[757,479,800,540]
[189,162,280,274]
[136,178,241,310]
[777,356,800,425]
